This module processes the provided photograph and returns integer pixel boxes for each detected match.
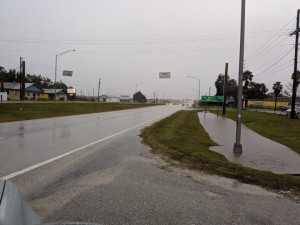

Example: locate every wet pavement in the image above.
[0,105,180,178]
[199,112,300,174]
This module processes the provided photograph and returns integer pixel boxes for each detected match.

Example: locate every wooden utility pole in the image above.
[19,57,23,100]
[291,9,300,119]
[97,78,101,102]
[222,63,228,115]
[21,61,26,101]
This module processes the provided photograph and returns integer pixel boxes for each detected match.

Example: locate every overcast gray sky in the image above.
[0,0,299,99]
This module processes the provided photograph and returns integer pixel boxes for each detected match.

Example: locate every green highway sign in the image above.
[201,96,224,102]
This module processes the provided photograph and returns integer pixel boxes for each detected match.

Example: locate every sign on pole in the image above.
[201,96,224,102]
[159,72,171,79]
[63,70,73,77]
[67,88,76,94]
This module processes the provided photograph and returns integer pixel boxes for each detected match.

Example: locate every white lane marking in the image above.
[1,111,176,180]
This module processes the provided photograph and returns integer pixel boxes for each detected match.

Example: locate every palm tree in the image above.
[243,70,253,99]
[291,71,300,88]
[272,81,283,110]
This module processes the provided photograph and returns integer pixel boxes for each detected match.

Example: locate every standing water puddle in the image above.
[199,112,300,174]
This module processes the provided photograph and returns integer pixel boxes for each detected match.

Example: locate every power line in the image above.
[255,47,294,78]
[255,60,293,76]
[0,30,292,45]
[0,43,291,55]
[256,64,294,81]
[245,35,292,67]
[251,45,295,72]
[245,16,296,62]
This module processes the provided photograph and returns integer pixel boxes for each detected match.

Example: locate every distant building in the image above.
[0,92,7,101]
[99,95,120,103]
[119,95,130,103]
[8,83,44,100]
[43,89,68,101]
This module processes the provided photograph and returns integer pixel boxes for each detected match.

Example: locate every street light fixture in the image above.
[54,49,76,101]
[188,76,201,100]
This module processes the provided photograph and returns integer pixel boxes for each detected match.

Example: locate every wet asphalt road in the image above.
[0,105,179,178]
[1,106,300,224]
[10,122,300,225]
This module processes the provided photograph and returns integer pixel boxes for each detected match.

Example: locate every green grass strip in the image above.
[0,102,154,123]
[141,110,300,196]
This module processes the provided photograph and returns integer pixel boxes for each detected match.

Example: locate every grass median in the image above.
[0,102,155,123]
[210,108,300,155]
[141,110,300,196]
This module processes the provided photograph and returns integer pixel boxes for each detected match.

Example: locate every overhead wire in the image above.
[245,16,296,63]
[254,47,294,78]
[245,35,292,67]
[0,29,292,45]
[256,64,294,81]
[0,43,292,55]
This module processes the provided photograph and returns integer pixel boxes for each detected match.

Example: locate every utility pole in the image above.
[19,57,23,100]
[290,9,300,119]
[21,61,26,101]
[222,63,229,115]
[234,0,246,155]
[97,78,101,102]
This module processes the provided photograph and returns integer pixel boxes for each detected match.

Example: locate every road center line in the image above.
[1,112,175,180]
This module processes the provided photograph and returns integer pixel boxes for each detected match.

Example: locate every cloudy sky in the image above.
[0,0,299,99]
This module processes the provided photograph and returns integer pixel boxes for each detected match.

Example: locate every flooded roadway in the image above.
[199,112,300,174]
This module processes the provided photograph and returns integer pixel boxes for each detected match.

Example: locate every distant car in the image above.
[280,106,290,111]
[285,107,300,118]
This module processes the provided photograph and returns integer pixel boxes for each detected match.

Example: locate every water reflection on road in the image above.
[199,112,300,174]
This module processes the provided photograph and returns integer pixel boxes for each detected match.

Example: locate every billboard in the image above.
[159,72,171,79]
[63,70,73,77]
[67,88,76,94]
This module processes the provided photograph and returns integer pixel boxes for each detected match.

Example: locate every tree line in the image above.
[0,66,69,90]
[214,70,300,101]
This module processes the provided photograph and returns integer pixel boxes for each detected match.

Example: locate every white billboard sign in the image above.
[63,70,73,77]
[159,72,171,79]
[67,88,76,94]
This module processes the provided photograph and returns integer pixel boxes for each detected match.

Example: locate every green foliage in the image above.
[0,65,67,89]
[243,70,253,88]
[291,70,300,87]
[272,81,283,109]
[0,103,154,123]
[246,82,268,99]
[133,91,147,103]
[141,110,300,195]
[214,74,238,97]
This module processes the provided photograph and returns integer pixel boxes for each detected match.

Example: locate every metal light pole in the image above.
[188,76,201,100]
[154,89,159,103]
[234,0,246,155]
[54,49,76,101]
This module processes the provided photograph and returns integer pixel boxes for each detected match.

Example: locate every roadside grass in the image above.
[0,102,154,123]
[209,108,300,155]
[141,110,300,196]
